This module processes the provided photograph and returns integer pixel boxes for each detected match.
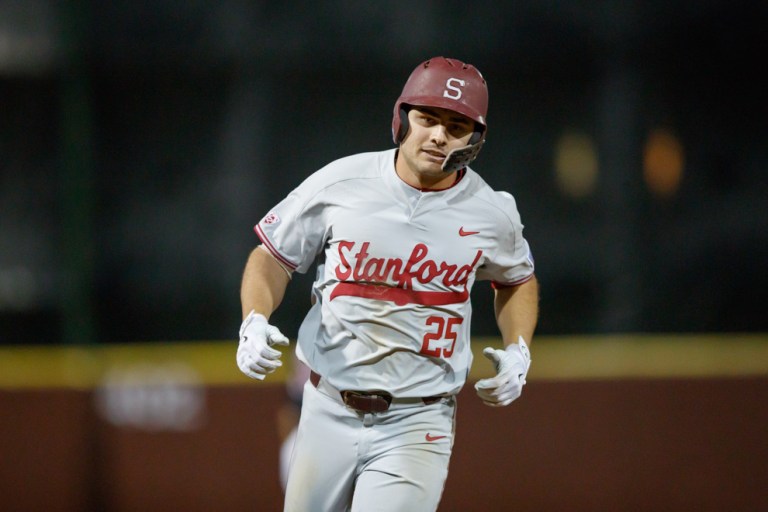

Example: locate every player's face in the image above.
[396,107,475,189]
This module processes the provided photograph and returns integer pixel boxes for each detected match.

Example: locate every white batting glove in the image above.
[474,336,531,407]
[237,310,290,380]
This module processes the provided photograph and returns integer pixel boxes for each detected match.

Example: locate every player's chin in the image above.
[419,161,448,177]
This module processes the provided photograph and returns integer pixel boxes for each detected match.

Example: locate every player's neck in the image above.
[394,151,458,191]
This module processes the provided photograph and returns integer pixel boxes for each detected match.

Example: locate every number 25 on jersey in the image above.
[420,316,463,358]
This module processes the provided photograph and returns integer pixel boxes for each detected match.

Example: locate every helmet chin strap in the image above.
[441,139,485,173]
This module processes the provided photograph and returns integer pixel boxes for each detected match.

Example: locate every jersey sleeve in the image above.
[254,177,329,275]
[475,191,535,286]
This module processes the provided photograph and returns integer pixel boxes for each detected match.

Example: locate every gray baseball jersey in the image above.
[255,148,534,398]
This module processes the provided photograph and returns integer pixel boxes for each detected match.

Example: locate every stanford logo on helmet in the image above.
[443,78,465,100]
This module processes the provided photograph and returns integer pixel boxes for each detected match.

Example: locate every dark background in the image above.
[1,0,766,345]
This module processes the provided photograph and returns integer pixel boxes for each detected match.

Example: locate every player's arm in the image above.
[237,246,293,380]
[494,275,539,347]
[240,245,292,319]
[475,275,539,407]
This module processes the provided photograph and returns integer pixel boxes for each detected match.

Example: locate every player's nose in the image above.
[430,124,448,145]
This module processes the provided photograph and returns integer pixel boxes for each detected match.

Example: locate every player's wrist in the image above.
[240,310,269,338]
[505,336,531,368]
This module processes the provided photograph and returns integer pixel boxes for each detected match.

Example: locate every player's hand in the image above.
[237,310,290,380]
[474,336,531,407]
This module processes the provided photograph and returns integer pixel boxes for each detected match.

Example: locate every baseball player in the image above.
[238,56,539,512]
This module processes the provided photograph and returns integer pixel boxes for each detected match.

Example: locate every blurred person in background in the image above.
[275,355,310,492]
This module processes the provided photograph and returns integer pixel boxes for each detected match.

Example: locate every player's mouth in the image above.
[421,148,446,164]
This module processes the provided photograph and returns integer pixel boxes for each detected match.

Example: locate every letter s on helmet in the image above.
[392,57,489,172]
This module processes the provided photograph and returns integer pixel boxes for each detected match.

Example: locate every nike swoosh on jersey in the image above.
[459,227,480,236]
[425,433,447,442]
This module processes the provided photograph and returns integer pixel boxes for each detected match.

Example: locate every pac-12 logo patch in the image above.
[263,212,280,224]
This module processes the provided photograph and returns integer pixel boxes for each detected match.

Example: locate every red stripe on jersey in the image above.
[330,282,468,306]
[254,224,298,271]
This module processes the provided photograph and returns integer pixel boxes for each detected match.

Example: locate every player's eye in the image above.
[449,123,472,137]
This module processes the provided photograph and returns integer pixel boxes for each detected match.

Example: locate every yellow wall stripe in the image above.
[1,334,766,390]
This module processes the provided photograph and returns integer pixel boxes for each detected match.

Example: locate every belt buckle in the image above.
[341,390,392,413]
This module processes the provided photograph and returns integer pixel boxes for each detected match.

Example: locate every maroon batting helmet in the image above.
[392,57,489,171]
[392,57,488,144]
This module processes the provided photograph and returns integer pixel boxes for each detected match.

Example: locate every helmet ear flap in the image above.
[469,126,484,145]
[396,105,411,143]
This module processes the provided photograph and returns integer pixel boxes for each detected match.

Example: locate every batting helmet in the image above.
[392,57,488,147]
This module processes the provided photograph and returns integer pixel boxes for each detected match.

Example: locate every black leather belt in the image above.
[310,371,442,413]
